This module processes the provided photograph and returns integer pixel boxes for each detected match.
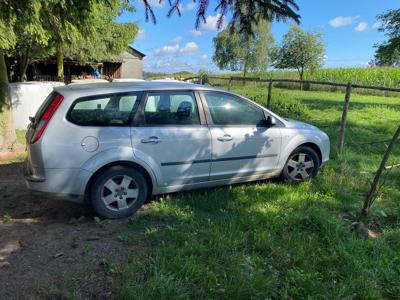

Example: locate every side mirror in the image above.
[265,116,276,127]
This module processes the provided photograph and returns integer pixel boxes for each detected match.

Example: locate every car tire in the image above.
[90,165,148,219]
[282,146,320,183]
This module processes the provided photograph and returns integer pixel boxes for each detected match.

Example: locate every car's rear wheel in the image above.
[90,166,148,219]
[282,146,320,183]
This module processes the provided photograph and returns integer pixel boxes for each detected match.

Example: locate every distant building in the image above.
[25,46,146,82]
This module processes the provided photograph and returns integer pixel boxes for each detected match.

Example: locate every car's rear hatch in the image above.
[25,91,64,180]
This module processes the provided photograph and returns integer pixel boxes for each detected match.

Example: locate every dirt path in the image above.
[0,162,142,299]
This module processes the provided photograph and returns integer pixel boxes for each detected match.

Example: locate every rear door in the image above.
[130,90,211,187]
[200,91,282,180]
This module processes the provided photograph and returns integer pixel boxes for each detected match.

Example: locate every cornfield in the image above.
[254,67,400,88]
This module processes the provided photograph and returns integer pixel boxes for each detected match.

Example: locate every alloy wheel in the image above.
[286,152,315,181]
[101,175,139,211]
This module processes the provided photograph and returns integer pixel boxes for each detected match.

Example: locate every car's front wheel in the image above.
[282,146,320,183]
[90,166,148,219]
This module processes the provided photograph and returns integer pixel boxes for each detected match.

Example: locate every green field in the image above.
[216,67,400,88]
[112,87,400,299]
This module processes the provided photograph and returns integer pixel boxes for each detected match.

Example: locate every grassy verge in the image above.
[16,129,26,145]
[0,129,27,164]
[113,88,400,299]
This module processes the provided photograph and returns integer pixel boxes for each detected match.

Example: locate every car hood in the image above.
[284,119,318,130]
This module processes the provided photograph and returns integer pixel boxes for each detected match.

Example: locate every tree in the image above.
[274,25,325,84]
[143,0,300,35]
[0,1,20,151]
[8,1,137,82]
[63,1,138,64]
[374,9,400,66]
[212,20,275,76]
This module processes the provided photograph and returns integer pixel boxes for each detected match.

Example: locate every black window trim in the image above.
[199,90,272,128]
[133,89,207,127]
[67,91,144,127]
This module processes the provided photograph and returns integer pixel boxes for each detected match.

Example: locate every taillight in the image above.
[30,94,64,144]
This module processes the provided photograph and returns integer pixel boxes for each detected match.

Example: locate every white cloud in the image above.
[154,36,182,55]
[372,22,381,30]
[137,29,146,40]
[190,29,202,37]
[355,22,369,32]
[328,16,358,27]
[154,37,198,56]
[169,36,182,45]
[200,14,227,32]
[154,44,180,55]
[179,2,196,12]
[179,42,199,54]
[201,54,208,60]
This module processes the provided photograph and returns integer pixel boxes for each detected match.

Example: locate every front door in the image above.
[131,90,211,187]
[201,91,281,180]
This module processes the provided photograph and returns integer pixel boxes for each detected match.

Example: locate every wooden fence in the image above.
[184,75,400,153]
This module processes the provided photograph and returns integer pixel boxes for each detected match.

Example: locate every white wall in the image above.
[10,82,65,129]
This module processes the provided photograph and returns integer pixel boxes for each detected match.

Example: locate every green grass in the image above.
[113,88,400,299]
[16,129,26,145]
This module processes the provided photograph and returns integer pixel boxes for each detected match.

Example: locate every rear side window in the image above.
[68,92,142,126]
[143,91,200,125]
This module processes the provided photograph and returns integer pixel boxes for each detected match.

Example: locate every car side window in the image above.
[69,92,141,126]
[143,91,200,125]
[203,92,265,126]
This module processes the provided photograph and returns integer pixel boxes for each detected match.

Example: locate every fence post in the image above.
[338,82,352,152]
[266,79,272,110]
[359,125,400,222]
[228,77,232,90]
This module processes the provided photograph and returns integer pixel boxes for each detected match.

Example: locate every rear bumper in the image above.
[24,163,92,203]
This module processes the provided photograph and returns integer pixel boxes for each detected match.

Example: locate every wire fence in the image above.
[184,75,400,155]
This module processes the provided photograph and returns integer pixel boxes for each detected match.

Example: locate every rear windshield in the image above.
[33,91,59,124]
[67,92,142,126]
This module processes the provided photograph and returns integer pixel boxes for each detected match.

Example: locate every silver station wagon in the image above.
[24,81,330,219]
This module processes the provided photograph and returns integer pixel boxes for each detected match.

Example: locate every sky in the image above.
[118,0,400,73]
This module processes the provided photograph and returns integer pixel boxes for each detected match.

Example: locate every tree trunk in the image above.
[299,68,304,90]
[0,48,18,152]
[17,44,31,82]
[56,44,64,82]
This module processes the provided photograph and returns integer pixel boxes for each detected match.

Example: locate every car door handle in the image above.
[217,134,233,142]
[141,136,162,144]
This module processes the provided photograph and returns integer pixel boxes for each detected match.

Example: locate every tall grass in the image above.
[212,67,400,97]
[223,67,400,88]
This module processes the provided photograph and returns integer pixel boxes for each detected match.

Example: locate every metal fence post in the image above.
[228,77,232,90]
[266,79,273,110]
[338,82,352,152]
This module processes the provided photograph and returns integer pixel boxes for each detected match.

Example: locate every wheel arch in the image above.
[297,142,322,165]
[279,135,325,170]
[84,160,154,203]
